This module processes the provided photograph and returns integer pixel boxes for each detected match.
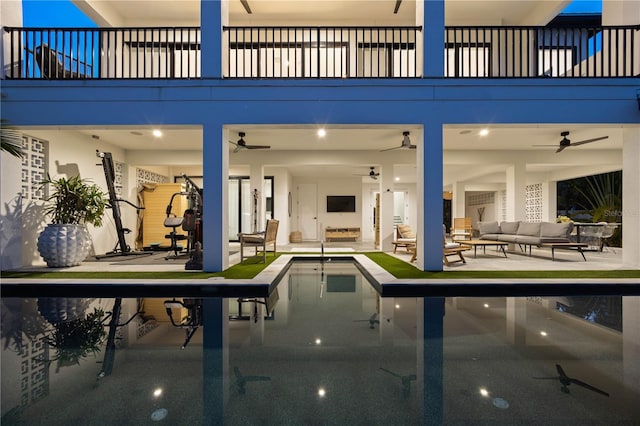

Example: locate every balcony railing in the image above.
[222,26,422,78]
[3,27,200,79]
[445,25,639,78]
[3,25,638,80]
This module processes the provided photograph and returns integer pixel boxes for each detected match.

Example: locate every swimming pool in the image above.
[1,260,639,424]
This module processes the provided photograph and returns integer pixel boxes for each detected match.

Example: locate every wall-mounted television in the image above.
[327,195,356,212]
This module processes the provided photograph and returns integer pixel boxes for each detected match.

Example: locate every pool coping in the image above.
[2,254,640,298]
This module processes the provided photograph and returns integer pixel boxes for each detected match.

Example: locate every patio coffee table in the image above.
[461,240,508,258]
[540,242,588,261]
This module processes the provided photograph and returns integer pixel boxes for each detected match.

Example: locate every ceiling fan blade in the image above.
[569,378,610,397]
[570,136,609,147]
[393,0,402,14]
[532,144,559,147]
[556,145,567,153]
[380,146,402,152]
[245,145,271,150]
[240,0,252,14]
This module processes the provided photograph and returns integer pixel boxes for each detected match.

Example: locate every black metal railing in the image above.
[4,25,637,80]
[223,26,422,78]
[444,25,639,78]
[3,27,200,79]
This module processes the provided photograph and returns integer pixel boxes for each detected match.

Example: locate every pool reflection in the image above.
[1,263,638,424]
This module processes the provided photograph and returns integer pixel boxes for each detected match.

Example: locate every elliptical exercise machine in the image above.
[95,150,150,259]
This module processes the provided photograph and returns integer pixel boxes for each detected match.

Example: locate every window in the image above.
[445,44,490,77]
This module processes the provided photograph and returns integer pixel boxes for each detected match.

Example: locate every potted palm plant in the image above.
[37,174,107,267]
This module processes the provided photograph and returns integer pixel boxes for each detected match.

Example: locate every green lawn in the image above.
[2,252,639,280]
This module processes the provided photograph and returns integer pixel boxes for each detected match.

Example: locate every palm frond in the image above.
[0,119,24,159]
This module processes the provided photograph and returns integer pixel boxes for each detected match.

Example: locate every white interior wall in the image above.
[22,130,128,262]
[264,166,291,246]
[293,176,363,240]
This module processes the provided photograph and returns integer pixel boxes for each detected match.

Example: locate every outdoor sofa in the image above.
[477,220,575,253]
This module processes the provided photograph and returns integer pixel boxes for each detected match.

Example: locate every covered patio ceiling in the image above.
[74,0,568,27]
[51,123,627,186]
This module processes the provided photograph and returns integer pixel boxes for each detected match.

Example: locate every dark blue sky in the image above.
[22,0,96,27]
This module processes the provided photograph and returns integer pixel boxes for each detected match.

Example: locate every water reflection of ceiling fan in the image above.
[533,364,609,397]
[533,131,609,153]
[233,366,271,394]
[229,132,271,153]
[354,312,380,329]
[379,367,417,398]
[354,167,380,180]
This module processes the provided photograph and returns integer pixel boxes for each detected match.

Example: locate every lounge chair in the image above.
[239,219,279,263]
[392,224,417,253]
[407,225,470,266]
[35,44,87,79]
[443,224,470,266]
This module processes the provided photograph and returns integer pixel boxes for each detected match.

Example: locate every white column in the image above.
[505,298,527,346]
[451,181,465,219]
[505,161,526,221]
[622,128,640,268]
[379,163,395,252]
[249,301,265,345]
[541,180,557,222]
[379,297,395,345]
[623,297,640,393]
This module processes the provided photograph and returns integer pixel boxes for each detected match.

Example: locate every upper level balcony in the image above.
[2,1,638,80]
[3,24,637,80]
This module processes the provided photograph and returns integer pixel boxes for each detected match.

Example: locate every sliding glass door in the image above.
[229,176,274,241]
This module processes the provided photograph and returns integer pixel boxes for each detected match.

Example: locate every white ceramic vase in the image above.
[37,224,91,267]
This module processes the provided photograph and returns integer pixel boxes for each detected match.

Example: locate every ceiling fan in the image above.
[354,166,380,180]
[534,131,609,153]
[380,131,416,152]
[229,132,270,153]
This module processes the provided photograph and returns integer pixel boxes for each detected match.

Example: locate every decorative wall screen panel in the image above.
[467,192,494,206]
[21,135,48,201]
[136,168,168,185]
[525,183,543,222]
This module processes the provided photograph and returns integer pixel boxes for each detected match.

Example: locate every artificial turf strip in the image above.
[2,251,639,280]
[363,252,640,279]
[1,254,280,280]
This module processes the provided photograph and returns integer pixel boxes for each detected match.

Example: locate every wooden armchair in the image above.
[239,219,279,263]
[450,217,473,242]
[392,224,417,253]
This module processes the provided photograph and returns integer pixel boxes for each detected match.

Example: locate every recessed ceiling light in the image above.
[479,388,489,397]
[395,177,400,181]
[315,338,322,345]
[318,388,326,397]
[540,331,548,336]
[483,303,490,308]
[317,128,326,138]
[153,388,163,398]
[152,129,163,138]
[479,128,489,137]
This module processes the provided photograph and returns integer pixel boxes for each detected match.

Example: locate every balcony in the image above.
[3,25,638,80]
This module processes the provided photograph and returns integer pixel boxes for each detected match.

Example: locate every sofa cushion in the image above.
[397,224,415,239]
[480,233,502,241]
[540,222,573,238]
[478,221,500,236]
[517,222,541,237]
[498,234,518,243]
[516,235,542,245]
[500,221,520,234]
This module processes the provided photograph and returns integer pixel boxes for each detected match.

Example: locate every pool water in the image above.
[1,261,639,425]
